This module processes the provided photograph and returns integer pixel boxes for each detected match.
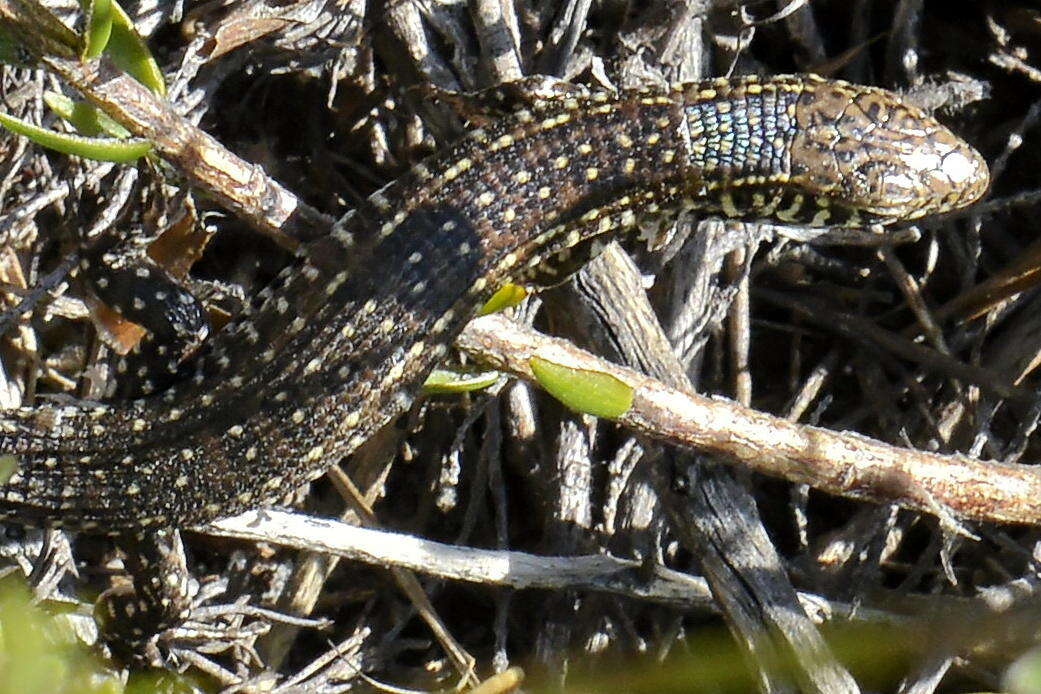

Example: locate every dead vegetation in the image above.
[2,0,1041,692]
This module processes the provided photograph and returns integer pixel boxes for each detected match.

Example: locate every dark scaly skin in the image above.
[0,75,989,531]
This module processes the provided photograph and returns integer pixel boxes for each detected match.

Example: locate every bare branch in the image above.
[457,314,1041,526]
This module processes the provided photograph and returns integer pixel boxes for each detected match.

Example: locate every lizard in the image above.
[0,74,989,533]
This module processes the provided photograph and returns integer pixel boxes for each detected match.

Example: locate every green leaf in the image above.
[0,577,125,694]
[80,0,113,59]
[529,354,633,418]
[478,283,527,316]
[0,455,16,485]
[1005,647,1041,694]
[0,111,150,162]
[422,368,501,394]
[105,0,165,95]
[42,91,130,138]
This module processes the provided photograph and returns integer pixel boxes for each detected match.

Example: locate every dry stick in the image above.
[0,162,122,339]
[931,236,1041,324]
[0,161,117,241]
[456,314,1041,526]
[326,467,479,687]
[471,0,524,83]
[563,243,856,694]
[210,509,935,647]
[756,288,1034,404]
[990,50,1041,85]
[210,508,904,624]
[0,0,332,249]
[208,509,717,606]
[879,245,949,355]
[209,495,1038,687]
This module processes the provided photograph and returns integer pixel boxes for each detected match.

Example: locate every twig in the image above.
[209,508,903,629]
[757,288,1033,403]
[208,509,717,608]
[0,0,332,248]
[456,314,1041,526]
